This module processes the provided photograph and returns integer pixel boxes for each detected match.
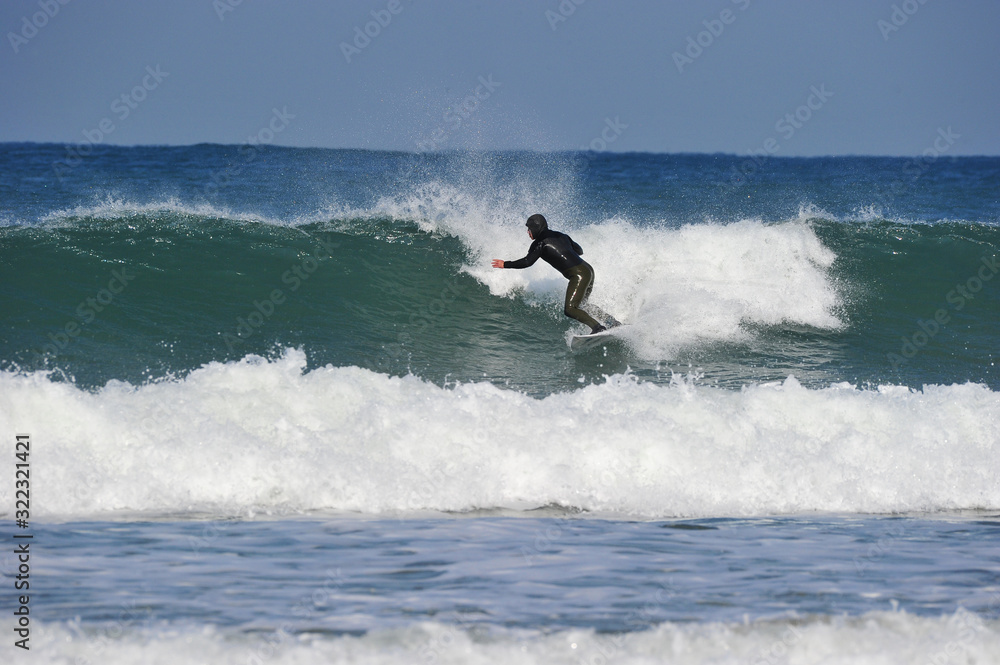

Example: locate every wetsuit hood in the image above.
[526,214,548,237]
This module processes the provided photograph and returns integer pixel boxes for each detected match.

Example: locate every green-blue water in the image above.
[3,145,998,393]
[2,144,999,663]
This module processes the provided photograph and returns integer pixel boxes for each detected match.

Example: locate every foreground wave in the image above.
[26,610,1000,665]
[2,348,996,519]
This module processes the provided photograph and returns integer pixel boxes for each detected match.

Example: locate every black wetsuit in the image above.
[503,229,602,330]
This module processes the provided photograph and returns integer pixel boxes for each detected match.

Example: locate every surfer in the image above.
[492,214,616,334]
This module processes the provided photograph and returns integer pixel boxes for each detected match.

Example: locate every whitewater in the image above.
[2,144,999,663]
[1,348,998,519]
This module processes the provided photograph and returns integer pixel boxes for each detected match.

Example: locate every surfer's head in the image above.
[526,214,548,238]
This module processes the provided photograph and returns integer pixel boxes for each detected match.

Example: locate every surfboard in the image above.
[569,325,629,352]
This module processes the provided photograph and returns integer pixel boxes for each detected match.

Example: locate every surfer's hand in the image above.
[491,259,505,268]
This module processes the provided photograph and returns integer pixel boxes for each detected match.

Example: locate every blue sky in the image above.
[2,0,998,156]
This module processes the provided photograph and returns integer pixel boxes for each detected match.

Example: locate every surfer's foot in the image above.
[605,318,623,329]
[590,324,607,334]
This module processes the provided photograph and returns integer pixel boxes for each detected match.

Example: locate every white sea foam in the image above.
[37,195,351,229]
[40,196,269,226]
[374,181,844,357]
[25,609,1000,665]
[573,216,843,357]
[1,349,997,520]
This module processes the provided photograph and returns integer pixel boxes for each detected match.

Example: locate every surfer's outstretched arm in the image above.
[492,244,542,269]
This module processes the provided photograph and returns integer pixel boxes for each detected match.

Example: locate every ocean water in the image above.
[1,143,999,663]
